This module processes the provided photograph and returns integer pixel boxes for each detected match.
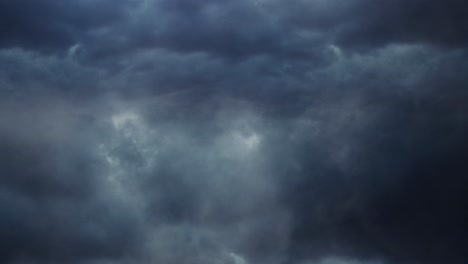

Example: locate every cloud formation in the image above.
[1,1,468,264]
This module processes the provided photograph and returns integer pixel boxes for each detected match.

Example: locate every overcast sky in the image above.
[1,1,468,263]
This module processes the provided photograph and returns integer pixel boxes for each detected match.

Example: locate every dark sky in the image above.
[1,1,468,263]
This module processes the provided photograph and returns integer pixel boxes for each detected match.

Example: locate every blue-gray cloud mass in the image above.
[1,1,468,263]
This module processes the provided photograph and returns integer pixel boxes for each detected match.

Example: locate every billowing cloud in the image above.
[1,1,468,264]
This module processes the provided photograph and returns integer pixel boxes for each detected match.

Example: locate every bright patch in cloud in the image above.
[111,111,141,130]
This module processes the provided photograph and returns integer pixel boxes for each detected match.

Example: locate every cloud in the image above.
[0,0,134,53]
[0,1,468,264]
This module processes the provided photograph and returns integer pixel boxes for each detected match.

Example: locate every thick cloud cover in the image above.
[1,1,468,263]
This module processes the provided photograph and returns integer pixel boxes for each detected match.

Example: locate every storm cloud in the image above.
[1,0,468,263]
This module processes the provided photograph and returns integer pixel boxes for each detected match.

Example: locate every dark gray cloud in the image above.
[337,0,468,49]
[0,101,142,263]
[0,0,134,52]
[2,0,467,58]
[1,1,468,264]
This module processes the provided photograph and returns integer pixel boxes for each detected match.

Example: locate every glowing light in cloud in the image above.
[238,132,261,151]
[228,252,247,264]
[225,130,262,158]
[67,43,81,58]
[329,44,343,59]
[111,111,141,130]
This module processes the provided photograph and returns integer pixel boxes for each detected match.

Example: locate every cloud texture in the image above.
[1,1,468,263]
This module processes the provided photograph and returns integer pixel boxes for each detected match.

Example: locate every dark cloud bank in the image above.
[1,1,468,263]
